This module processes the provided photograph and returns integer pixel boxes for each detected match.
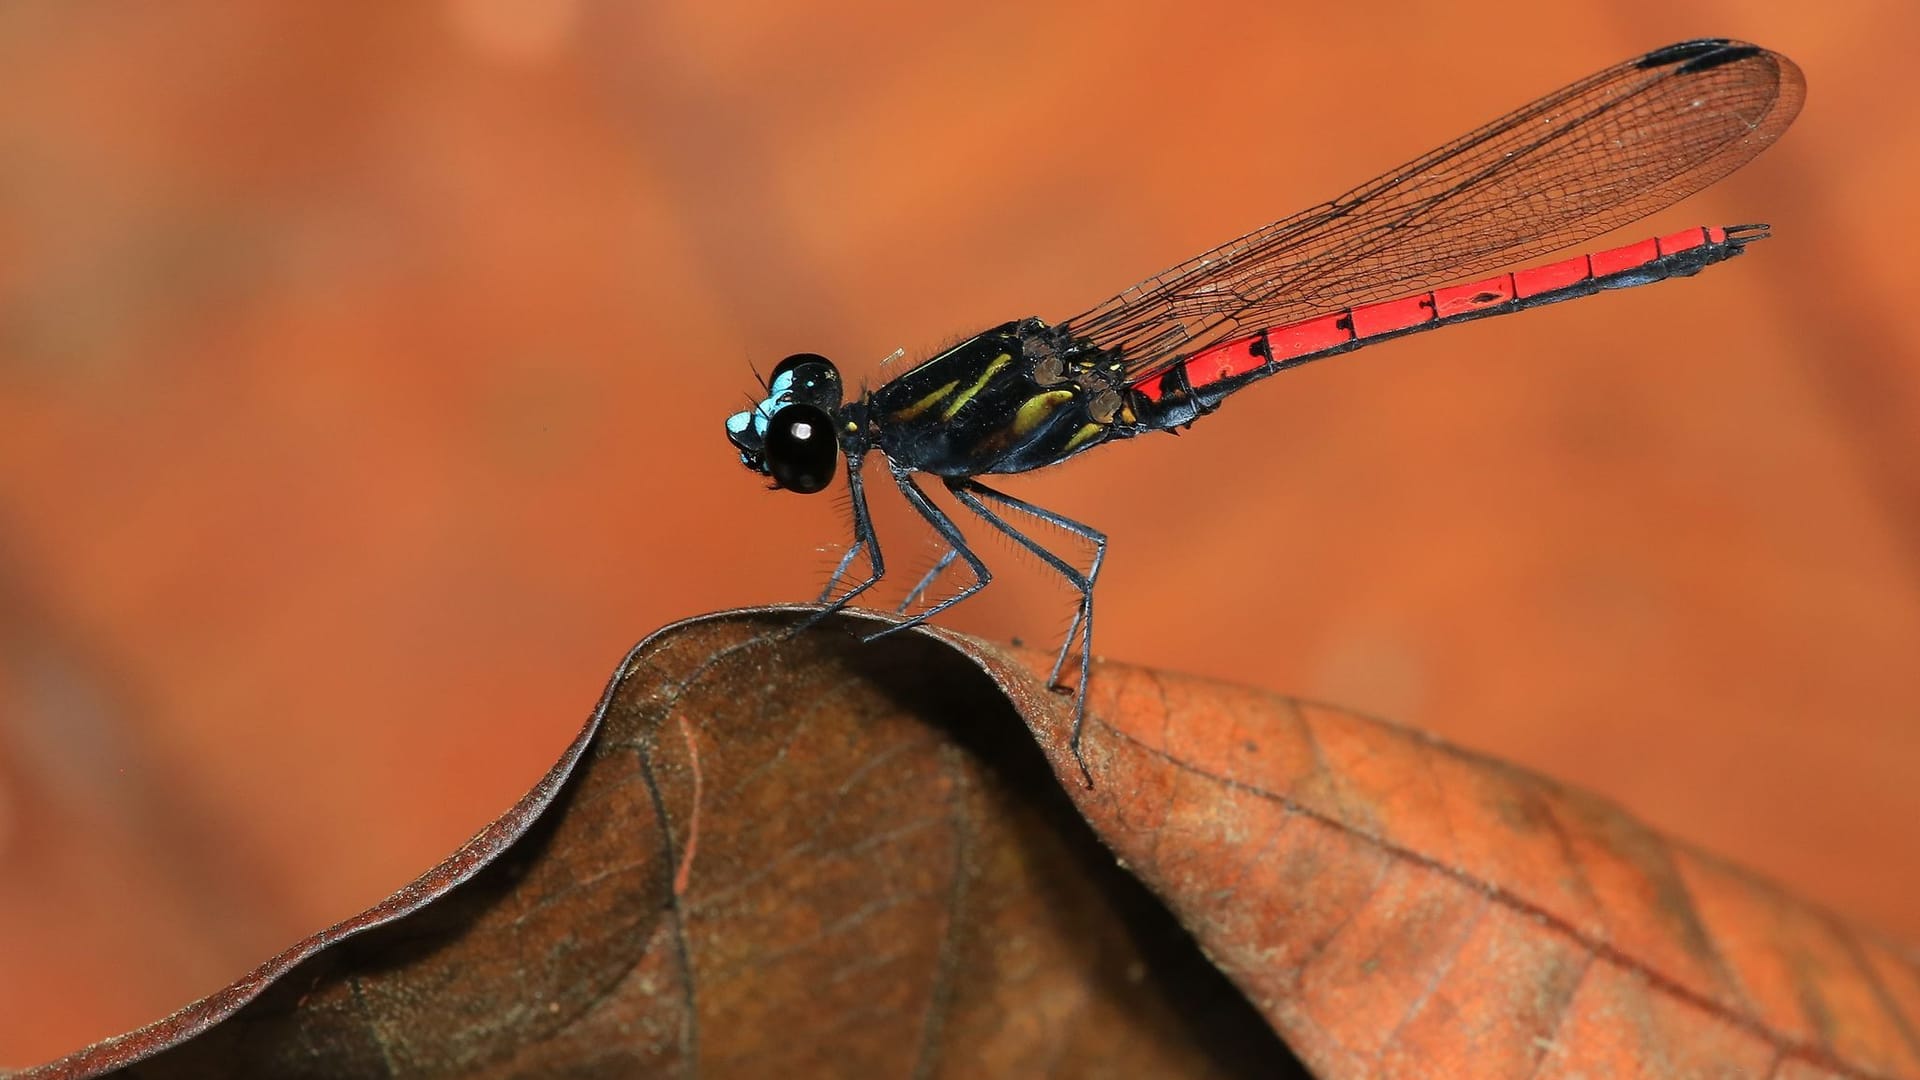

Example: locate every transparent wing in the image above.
[1063,40,1804,383]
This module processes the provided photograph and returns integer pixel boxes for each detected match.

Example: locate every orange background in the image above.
[2,0,1916,1066]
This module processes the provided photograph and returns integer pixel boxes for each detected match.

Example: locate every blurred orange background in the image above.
[3,0,1917,1066]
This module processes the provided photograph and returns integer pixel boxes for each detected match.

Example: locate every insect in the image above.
[724,39,1803,783]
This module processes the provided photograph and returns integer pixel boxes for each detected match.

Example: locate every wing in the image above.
[1062,40,1804,383]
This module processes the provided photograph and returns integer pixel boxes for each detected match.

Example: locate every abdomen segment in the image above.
[1130,225,1766,429]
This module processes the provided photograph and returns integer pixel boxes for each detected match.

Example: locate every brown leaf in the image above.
[11,609,1298,1079]
[16,608,1919,1078]
[964,626,1920,1079]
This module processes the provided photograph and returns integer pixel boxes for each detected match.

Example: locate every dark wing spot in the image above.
[1678,43,1763,74]
[1635,39,1733,69]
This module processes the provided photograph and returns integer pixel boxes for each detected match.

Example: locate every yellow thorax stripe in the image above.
[1062,423,1104,453]
[891,380,959,423]
[940,353,1013,421]
[1013,389,1076,436]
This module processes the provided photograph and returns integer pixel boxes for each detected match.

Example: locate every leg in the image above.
[818,538,866,604]
[800,452,885,629]
[898,546,961,614]
[951,480,1106,687]
[860,465,992,642]
[948,479,1106,786]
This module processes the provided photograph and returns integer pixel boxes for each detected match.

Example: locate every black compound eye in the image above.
[769,353,842,410]
[764,403,837,494]
[771,352,831,383]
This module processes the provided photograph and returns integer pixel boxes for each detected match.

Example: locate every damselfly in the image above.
[724,39,1803,783]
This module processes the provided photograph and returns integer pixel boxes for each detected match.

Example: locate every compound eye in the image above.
[764,403,837,494]
[771,352,832,384]
[769,352,842,409]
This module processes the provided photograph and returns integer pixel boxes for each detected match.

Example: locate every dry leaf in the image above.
[15,608,1917,1079]
[13,609,1295,1078]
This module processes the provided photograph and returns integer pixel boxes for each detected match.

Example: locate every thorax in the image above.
[867,318,1139,477]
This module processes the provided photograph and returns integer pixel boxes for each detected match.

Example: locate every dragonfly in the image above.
[724,38,1803,783]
